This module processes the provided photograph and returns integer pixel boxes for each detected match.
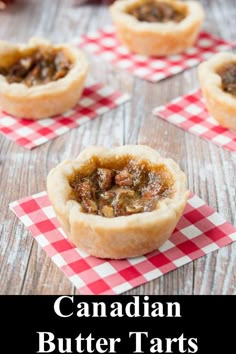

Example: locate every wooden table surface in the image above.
[0,0,235,295]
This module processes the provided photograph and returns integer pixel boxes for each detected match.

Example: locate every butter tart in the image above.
[198,52,236,131]
[110,0,204,56]
[47,145,189,259]
[0,38,88,119]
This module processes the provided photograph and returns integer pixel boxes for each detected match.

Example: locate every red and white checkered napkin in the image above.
[0,82,129,149]
[10,192,236,295]
[77,26,235,82]
[153,89,236,152]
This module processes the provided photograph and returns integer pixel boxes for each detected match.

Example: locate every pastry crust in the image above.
[198,52,236,131]
[0,38,89,119]
[47,145,189,259]
[110,0,204,56]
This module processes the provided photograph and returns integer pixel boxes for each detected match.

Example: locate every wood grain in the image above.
[0,0,235,295]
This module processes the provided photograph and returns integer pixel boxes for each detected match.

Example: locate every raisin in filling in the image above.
[70,160,173,217]
[217,62,236,96]
[128,1,185,23]
[0,48,71,87]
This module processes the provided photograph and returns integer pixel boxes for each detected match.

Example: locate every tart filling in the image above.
[217,62,236,96]
[70,158,173,217]
[127,0,186,23]
[0,48,72,87]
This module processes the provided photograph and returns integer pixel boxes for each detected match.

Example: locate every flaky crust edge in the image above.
[110,0,204,56]
[47,145,189,259]
[0,38,89,119]
[198,52,236,131]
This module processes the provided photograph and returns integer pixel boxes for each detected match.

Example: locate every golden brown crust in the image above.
[110,0,204,56]
[47,145,189,259]
[0,38,89,119]
[198,52,236,131]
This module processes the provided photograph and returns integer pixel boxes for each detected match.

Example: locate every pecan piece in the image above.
[115,169,133,187]
[97,168,113,191]
[101,205,114,218]
[82,199,98,214]
[74,180,96,201]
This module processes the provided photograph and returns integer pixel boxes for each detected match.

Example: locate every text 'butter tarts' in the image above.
[47,145,189,259]
[0,38,88,119]
[198,52,236,131]
[110,0,204,56]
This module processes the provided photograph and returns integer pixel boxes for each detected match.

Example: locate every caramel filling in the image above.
[128,1,186,23]
[0,48,72,86]
[70,158,173,217]
[217,62,236,96]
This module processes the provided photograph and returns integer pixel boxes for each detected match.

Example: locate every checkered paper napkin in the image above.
[10,192,236,295]
[0,82,129,149]
[77,27,235,82]
[153,89,236,152]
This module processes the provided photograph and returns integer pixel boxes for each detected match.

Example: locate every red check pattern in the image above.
[0,81,129,149]
[77,26,235,82]
[153,89,236,152]
[9,192,236,295]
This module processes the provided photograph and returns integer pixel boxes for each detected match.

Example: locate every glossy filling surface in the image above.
[217,62,236,96]
[0,48,72,86]
[127,1,186,23]
[70,158,174,217]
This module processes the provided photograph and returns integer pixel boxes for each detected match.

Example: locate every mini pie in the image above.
[0,38,88,119]
[110,0,204,56]
[198,52,236,131]
[47,145,189,259]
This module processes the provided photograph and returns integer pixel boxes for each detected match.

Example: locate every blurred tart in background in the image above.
[0,38,88,119]
[110,0,204,56]
[198,52,236,131]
